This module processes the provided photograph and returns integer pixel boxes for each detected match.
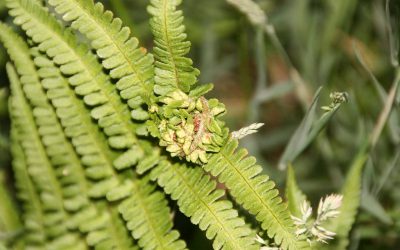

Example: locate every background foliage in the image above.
[0,0,399,249]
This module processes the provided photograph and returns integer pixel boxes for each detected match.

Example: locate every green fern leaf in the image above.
[151,160,259,250]
[322,142,369,250]
[285,165,307,218]
[1,21,157,250]
[118,175,187,250]
[47,0,154,118]
[33,39,184,250]
[0,0,337,249]
[147,0,228,165]
[81,202,139,250]
[32,53,121,199]
[7,1,188,247]
[7,0,189,246]
[1,18,102,225]
[6,0,132,196]
[0,169,22,245]
[7,62,85,249]
[204,138,309,250]
[10,128,45,248]
[7,0,138,152]
[33,34,184,250]
[148,0,200,95]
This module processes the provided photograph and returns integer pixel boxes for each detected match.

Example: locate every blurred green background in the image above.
[0,0,399,249]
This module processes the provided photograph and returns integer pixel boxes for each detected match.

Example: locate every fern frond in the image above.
[148,0,200,95]
[7,0,167,202]
[5,0,133,189]
[10,0,189,249]
[32,36,185,250]
[13,21,185,249]
[1,18,95,219]
[145,0,229,165]
[1,23,142,249]
[7,63,85,249]
[47,0,154,115]
[8,52,137,250]
[118,174,187,250]
[7,0,138,152]
[204,138,309,250]
[31,51,140,250]
[322,143,369,250]
[151,160,259,250]
[32,53,121,199]
[285,165,307,218]
[29,29,184,250]
[28,49,92,226]
[10,129,44,248]
[0,170,22,241]
[80,202,139,250]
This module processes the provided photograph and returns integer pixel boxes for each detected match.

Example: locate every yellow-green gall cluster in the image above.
[157,90,227,164]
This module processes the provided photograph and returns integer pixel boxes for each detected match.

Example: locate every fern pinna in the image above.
[0,0,360,250]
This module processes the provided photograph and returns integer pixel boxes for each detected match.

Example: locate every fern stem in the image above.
[161,0,181,87]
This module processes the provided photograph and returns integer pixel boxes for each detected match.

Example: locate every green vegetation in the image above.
[0,0,398,249]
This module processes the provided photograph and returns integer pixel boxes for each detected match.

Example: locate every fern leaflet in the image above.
[1,4,183,248]
[34,37,184,250]
[285,165,307,218]
[7,63,85,249]
[148,0,200,96]
[322,143,369,250]
[1,24,139,249]
[204,139,310,250]
[151,160,259,250]
[7,0,137,151]
[47,0,155,125]
[10,127,45,249]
